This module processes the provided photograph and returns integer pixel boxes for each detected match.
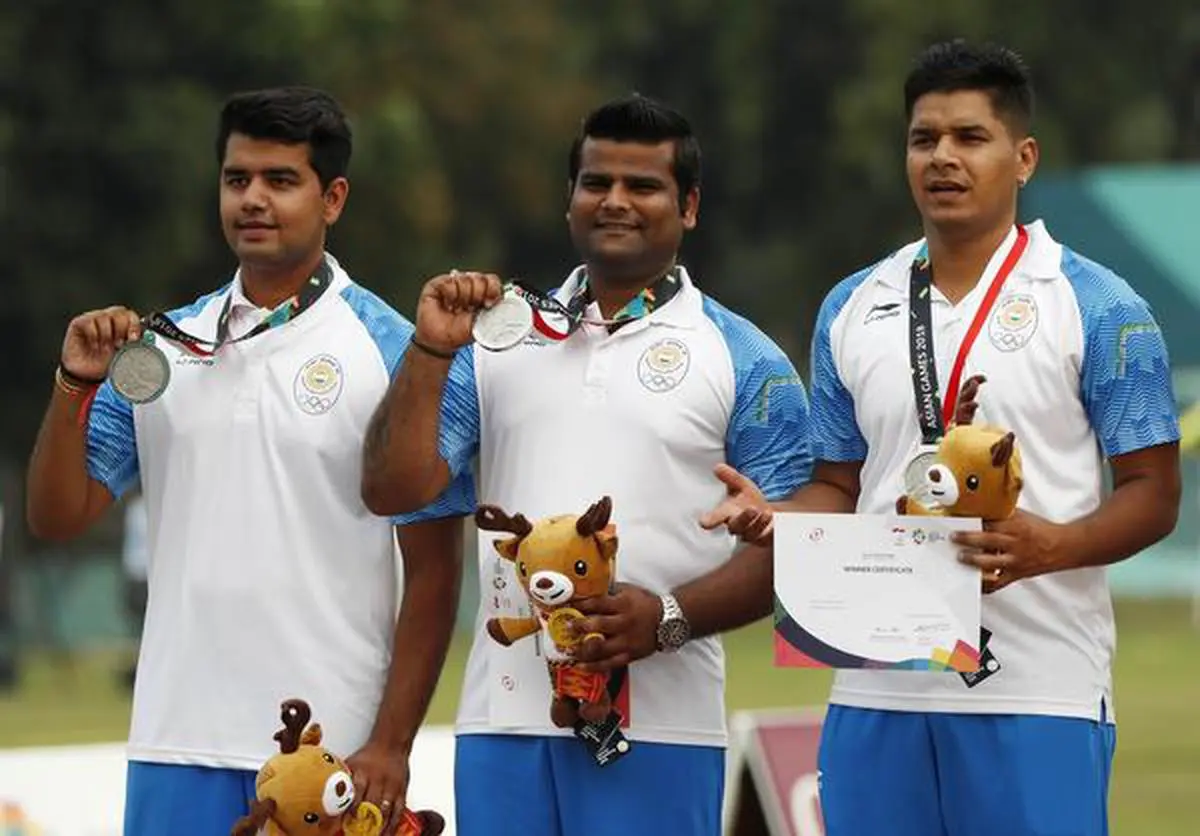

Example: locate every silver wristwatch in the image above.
[655,592,691,652]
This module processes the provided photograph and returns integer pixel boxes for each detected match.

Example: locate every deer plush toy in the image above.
[476,496,619,729]
[897,375,1024,521]
[230,699,445,836]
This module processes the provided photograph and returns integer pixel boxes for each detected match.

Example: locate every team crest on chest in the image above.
[988,293,1039,352]
[293,354,344,415]
[638,337,691,393]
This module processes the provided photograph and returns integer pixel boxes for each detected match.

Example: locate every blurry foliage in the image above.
[0,0,1197,543]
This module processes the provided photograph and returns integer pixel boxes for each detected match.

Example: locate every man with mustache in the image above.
[588,41,1181,836]
[361,94,812,835]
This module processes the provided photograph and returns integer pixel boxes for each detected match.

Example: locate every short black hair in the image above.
[216,86,352,188]
[904,40,1035,134]
[568,93,702,210]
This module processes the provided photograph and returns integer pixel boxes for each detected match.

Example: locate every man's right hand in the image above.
[698,463,775,546]
[61,306,142,382]
[414,271,504,354]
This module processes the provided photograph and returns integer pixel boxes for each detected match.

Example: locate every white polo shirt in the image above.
[437,266,812,747]
[85,254,474,769]
[809,220,1179,722]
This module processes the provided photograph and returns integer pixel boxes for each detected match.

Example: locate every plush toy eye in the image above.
[304,812,320,824]
[322,753,334,764]
[574,560,588,576]
[518,561,528,576]
[965,474,981,491]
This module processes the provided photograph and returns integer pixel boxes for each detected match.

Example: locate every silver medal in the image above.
[472,293,534,352]
[109,337,170,404]
[903,445,940,506]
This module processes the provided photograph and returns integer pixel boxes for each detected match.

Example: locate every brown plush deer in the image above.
[230,699,444,836]
[477,496,619,728]
[897,374,1024,520]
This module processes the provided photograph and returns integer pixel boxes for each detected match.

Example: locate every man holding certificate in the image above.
[589,42,1182,836]
[360,94,811,836]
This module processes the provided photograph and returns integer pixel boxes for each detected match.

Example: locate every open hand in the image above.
[698,463,775,546]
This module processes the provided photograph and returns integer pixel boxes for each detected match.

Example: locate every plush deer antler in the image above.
[230,798,277,836]
[953,374,987,426]
[990,431,1017,467]
[475,505,533,537]
[576,496,613,536]
[273,698,311,755]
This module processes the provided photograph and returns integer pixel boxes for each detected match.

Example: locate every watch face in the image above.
[658,619,689,651]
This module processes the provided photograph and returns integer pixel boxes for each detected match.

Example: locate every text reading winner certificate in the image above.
[773,513,983,673]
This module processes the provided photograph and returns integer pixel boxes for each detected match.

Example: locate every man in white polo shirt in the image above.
[676,41,1182,836]
[25,87,470,836]
[360,94,812,835]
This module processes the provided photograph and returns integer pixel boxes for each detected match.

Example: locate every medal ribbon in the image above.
[513,267,683,342]
[141,257,333,356]
[908,225,1028,443]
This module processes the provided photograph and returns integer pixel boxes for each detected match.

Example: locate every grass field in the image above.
[2,598,1197,834]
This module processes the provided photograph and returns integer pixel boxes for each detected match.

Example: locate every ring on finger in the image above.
[380,799,392,809]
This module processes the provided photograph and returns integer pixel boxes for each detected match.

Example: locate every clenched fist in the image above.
[61,306,142,382]
[413,271,504,354]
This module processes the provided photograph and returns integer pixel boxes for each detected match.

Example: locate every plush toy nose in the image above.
[323,770,355,815]
[925,464,959,507]
[536,577,553,590]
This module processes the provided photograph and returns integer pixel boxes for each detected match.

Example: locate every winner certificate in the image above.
[774,513,983,673]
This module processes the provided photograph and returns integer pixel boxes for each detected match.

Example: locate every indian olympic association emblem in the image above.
[988,293,1039,352]
[638,337,691,393]
[293,354,344,415]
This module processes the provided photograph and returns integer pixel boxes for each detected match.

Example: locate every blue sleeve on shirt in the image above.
[437,347,482,482]
[703,298,811,500]
[1062,249,1180,456]
[809,266,875,463]
[86,382,139,499]
[342,284,477,522]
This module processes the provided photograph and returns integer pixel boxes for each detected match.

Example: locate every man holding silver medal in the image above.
[669,41,1182,836]
[26,87,472,836]
[360,94,812,835]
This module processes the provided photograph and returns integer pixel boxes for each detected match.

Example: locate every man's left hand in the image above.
[572,582,662,673]
[346,740,411,836]
[952,509,1072,593]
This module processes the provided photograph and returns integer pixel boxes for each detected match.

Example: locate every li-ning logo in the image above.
[864,302,901,324]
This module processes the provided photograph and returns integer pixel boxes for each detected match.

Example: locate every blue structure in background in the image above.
[1024,165,1200,597]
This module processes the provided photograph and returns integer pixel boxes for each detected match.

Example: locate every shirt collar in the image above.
[225,251,346,314]
[227,276,265,315]
[874,219,1062,291]
[554,264,700,329]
